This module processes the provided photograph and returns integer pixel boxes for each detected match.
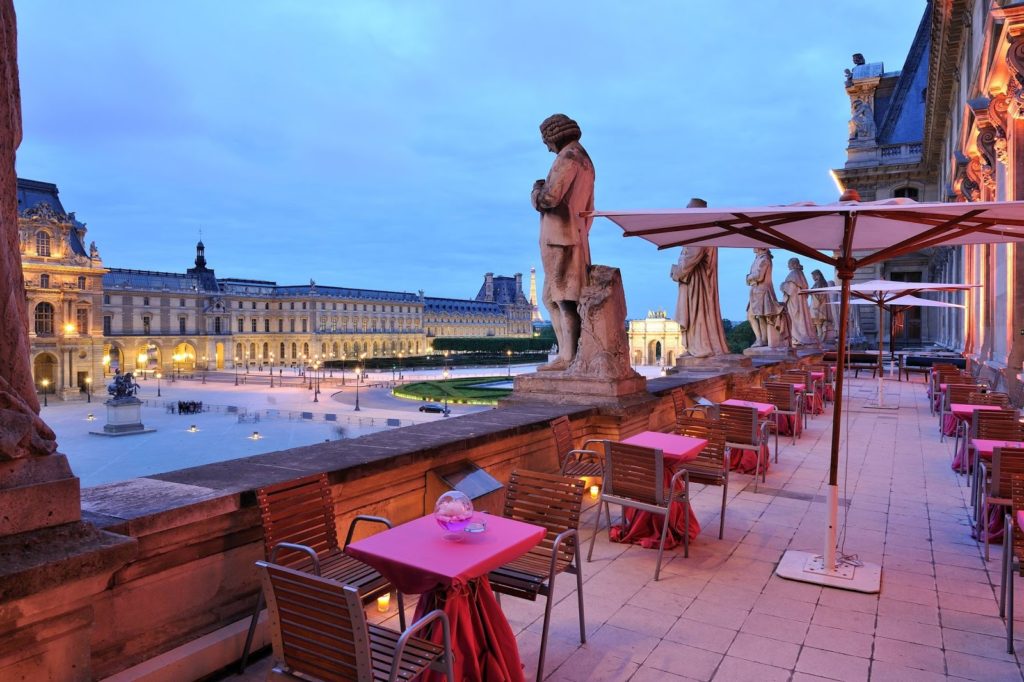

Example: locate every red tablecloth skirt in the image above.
[729,444,770,476]
[942,413,958,437]
[974,503,1005,545]
[951,437,973,472]
[824,384,834,402]
[609,499,700,549]
[414,576,525,682]
[775,414,802,437]
[807,391,824,415]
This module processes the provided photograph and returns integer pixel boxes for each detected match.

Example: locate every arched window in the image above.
[332,342,339,357]
[303,342,309,357]
[291,342,297,359]
[34,302,54,335]
[279,342,285,359]
[893,186,919,201]
[262,342,269,360]
[249,342,256,359]
[35,232,51,257]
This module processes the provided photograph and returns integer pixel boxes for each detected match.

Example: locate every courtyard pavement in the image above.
[237,374,1024,681]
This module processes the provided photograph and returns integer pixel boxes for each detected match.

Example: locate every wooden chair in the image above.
[931,368,967,415]
[671,387,712,423]
[732,386,770,404]
[256,561,454,682]
[240,473,404,671]
[782,369,816,420]
[720,403,770,488]
[809,363,835,406]
[1000,473,1024,652]
[1003,366,1024,410]
[765,381,800,453]
[549,415,603,478]
[970,408,1022,510]
[982,447,1024,562]
[941,383,983,443]
[587,441,689,580]
[676,416,730,539]
[489,470,586,682]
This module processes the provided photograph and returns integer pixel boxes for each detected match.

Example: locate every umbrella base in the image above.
[775,550,881,593]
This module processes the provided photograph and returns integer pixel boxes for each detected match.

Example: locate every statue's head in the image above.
[686,197,707,208]
[754,247,770,257]
[788,258,801,270]
[811,269,826,285]
[540,114,582,152]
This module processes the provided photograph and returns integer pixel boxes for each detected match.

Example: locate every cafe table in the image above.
[949,404,1003,472]
[608,431,706,550]
[971,440,1024,547]
[346,513,545,682]
[720,399,776,474]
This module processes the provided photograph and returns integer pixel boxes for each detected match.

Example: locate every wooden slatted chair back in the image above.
[732,387,770,404]
[947,384,982,407]
[503,470,584,573]
[1004,367,1024,410]
[974,409,1024,441]
[1012,474,1024,567]
[257,560,370,682]
[783,369,811,386]
[719,404,758,446]
[549,416,575,462]
[256,473,339,567]
[993,447,1024,499]
[604,441,663,506]
[670,388,686,421]
[765,382,797,413]
[810,363,834,383]
[969,392,1011,408]
[677,417,725,470]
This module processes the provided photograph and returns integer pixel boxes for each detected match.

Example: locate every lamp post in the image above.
[201,355,207,384]
[102,354,110,377]
[506,349,512,377]
[398,352,403,380]
[354,364,362,411]
[138,352,148,380]
[341,354,346,386]
[156,371,162,397]
[313,362,320,402]
[170,354,178,383]
[85,376,92,403]
[269,353,275,388]
[442,366,450,417]
[234,355,239,386]
[40,378,49,407]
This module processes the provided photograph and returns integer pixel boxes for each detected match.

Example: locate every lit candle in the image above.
[377,593,391,613]
[589,484,600,500]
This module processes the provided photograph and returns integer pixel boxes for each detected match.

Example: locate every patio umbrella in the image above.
[806,281,975,409]
[592,195,1024,592]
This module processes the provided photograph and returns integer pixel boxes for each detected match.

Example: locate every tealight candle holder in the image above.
[589,484,600,500]
[377,593,391,613]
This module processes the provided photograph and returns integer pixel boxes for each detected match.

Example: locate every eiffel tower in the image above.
[529,267,544,322]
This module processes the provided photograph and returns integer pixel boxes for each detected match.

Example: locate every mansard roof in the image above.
[424,296,502,315]
[273,285,420,302]
[17,178,89,257]
[105,268,209,292]
[875,7,931,145]
[475,275,527,305]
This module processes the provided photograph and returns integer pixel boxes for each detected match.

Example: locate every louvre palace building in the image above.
[18,178,533,400]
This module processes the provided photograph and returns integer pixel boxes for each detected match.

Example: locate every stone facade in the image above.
[18,179,533,398]
[627,310,684,367]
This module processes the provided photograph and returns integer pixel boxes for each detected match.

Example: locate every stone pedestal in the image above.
[93,398,154,437]
[512,372,649,407]
[743,346,798,362]
[675,353,753,372]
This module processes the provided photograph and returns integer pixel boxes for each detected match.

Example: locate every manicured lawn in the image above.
[393,376,511,405]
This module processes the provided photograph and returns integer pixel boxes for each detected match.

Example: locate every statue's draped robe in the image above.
[671,247,729,357]
[808,286,836,341]
[782,268,819,346]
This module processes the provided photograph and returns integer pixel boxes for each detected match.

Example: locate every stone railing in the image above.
[4,355,820,679]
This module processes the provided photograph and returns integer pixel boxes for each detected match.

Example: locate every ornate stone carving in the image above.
[781,258,819,347]
[22,201,63,222]
[564,265,640,382]
[669,198,729,359]
[745,248,790,349]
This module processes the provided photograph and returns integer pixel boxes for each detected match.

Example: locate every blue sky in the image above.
[14,1,925,321]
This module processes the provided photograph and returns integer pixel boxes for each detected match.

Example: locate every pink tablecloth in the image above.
[609,432,705,548]
[347,514,545,682]
[722,398,775,418]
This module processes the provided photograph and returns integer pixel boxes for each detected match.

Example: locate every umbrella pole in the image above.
[823,271,853,572]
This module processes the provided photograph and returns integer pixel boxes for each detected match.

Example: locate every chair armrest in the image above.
[391,609,452,680]
[548,528,578,577]
[669,469,690,499]
[344,515,394,547]
[581,439,604,451]
[268,542,321,575]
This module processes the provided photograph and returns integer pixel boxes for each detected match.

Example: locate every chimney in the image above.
[484,273,494,302]
[514,272,523,300]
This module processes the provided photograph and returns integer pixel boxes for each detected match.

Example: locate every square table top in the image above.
[721,399,776,418]
[621,431,707,463]
[950,403,1003,419]
[971,439,1024,458]
[346,514,545,595]
[810,371,825,380]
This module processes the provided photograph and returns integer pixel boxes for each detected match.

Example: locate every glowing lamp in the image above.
[589,484,600,500]
[377,593,391,613]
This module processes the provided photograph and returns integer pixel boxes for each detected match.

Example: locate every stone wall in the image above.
[26,358,816,679]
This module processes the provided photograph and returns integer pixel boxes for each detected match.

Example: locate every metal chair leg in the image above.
[683,495,690,559]
[574,548,586,645]
[719,477,728,540]
[239,589,264,672]
[654,509,670,581]
[1008,548,1015,654]
[587,500,603,562]
[1001,514,1010,618]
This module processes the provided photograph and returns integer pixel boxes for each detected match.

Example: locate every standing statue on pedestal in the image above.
[809,269,836,342]
[781,258,819,347]
[670,198,729,358]
[745,248,790,348]
[531,113,595,371]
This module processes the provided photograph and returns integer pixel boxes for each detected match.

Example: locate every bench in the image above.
[901,355,965,382]
[823,351,883,378]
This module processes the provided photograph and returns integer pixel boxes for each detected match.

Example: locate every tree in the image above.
[725,320,755,354]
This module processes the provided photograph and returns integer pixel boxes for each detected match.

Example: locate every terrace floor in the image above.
[238,375,1024,681]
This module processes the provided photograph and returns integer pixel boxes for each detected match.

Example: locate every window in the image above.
[76,308,89,334]
[265,302,270,310]
[290,319,295,332]
[302,319,308,333]
[143,296,150,306]
[302,302,307,310]
[180,298,185,306]
[179,317,186,334]
[104,294,110,305]
[35,232,51,257]
[893,186,920,201]
[103,315,112,335]
[278,319,283,333]
[39,274,49,288]
[251,302,256,309]
[321,303,325,310]
[142,316,151,335]
[279,342,285,359]
[290,302,295,310]
[291,342,297,359]
[238,318,244,332]
[333,303,337,310]
[77,276,86,290]
[264,319,270,332]
[278,302,283,310]
[238,301,243,309]
[251,318,257,332]
[215,317,222,334]
[34,302,54,335]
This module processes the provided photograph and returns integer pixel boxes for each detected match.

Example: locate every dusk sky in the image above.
[14,1,925,321]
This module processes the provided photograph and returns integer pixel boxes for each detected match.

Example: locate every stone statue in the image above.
[670,198,729,358]
[89,240,99,259]
[531,113,595,371]
[809,269,836,342]
[850,99,876,141]
[781,258,819,347]
[0,0,57,460]
[106,370,139,400]
[745,248,789,349]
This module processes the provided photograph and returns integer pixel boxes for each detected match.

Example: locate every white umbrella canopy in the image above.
[593,196,1024,591]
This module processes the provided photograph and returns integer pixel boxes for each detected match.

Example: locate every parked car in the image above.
[419,402,447,413]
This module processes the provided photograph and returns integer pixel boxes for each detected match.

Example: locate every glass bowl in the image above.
[433,490,474,533]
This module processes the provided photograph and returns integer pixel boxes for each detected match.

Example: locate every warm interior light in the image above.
[589,484,600,500]
[64,323,75,334]
[377,593,391,613]
[41,379,49,387]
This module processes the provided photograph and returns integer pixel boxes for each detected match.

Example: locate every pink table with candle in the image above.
[721,400,776,471]
[949,404,1005,471]
[972,441,1024,546]
[608,431,706,549]
[722,398,776,418]
[347,514,545,682]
